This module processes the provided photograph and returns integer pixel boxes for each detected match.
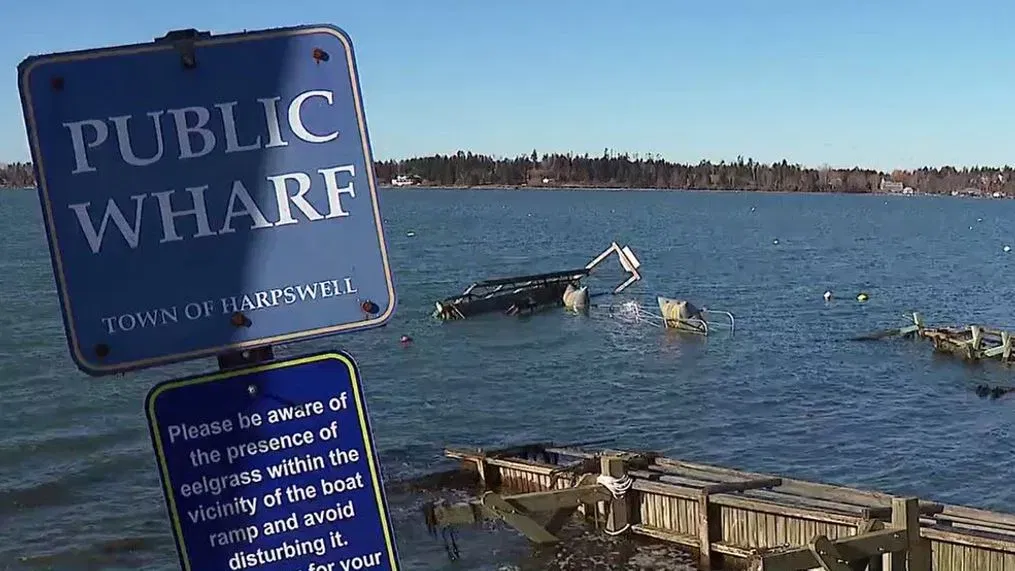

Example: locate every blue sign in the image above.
[18,25,396,376]
[146,351,400,571]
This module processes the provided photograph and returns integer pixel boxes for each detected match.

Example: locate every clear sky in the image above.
[2,0,1014,171]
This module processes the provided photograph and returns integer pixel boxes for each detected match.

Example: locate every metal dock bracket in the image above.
[423,473,611,544]
[748,498,929,571]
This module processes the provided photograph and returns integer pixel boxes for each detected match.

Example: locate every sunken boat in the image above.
[432,242,642,320]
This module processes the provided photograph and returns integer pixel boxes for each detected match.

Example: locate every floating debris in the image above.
[610,297,735,336]
[856,312,1015,365]
[823,290,832,302]
[562,283,589,312]
[432,243,641,320]
[857,292,869,302]
[975,384,1014,399]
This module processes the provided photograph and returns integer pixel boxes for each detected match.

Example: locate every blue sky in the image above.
[2,0,1014,170]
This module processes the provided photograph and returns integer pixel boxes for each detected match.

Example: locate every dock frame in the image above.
[432,242,642,320]
[882,311,1015,364]
[422,442,1015,571]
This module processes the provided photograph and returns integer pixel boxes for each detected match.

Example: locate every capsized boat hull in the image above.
[433,270,586,320]
[433,242,642,321]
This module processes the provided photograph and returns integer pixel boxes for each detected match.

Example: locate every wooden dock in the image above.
[421,442,1015,570]
[865,312,1015,365]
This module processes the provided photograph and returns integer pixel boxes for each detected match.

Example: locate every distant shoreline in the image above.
[377,183,1005,199]
[5,147,1014,197]
[3,185,1006,200]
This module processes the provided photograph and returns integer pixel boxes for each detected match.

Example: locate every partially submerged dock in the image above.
[422,442,1015,570]
[861,312,1015,365]
[432,242,642,320]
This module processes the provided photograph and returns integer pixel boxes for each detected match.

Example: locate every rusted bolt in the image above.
[312,48,330,63]
[51,76,64,90]
[94,343,110,358]
[230,312,252,327]
[361,300,380,314]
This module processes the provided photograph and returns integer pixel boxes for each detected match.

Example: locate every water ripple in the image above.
[5,189,1015,569]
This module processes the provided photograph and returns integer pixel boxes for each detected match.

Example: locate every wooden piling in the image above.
[600,455,630,535]
[891,497,930,571]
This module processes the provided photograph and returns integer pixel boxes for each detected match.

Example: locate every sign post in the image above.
[147,352,400,570]
[18,24,395,377]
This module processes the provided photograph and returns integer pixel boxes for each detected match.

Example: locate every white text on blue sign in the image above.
[63,90,358,254]
[154,386,397,570]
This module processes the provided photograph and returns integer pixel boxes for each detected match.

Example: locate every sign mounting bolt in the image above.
[312,48,330,63]
[94,343,110,358]
[361,300,380,315]
[230,312,252,328]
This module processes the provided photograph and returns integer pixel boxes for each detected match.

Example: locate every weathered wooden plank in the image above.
[703,477,784,495]
[635,469,889,519]
[939,505,1015,530]
[923,527,1015,554]
[631,477,702,500]
[652,457,896,508]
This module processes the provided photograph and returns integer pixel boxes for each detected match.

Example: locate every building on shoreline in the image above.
[390,175,421,187]
[879,178,915,194]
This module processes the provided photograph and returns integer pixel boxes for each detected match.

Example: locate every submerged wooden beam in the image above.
[424,475,610,544]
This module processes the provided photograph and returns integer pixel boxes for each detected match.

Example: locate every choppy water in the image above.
[3,187,1015,570]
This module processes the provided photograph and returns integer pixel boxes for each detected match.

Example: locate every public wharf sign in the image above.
[18,25,396,376]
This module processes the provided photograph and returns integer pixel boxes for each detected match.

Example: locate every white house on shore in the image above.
[391,175,418,187]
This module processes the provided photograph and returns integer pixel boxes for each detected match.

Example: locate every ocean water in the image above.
[3,187,1015,570]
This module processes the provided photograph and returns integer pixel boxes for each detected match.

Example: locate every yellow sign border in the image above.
[145,351,400,571]
[19,24,397,375]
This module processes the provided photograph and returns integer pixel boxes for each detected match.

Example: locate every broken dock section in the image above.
[862,312,1015,364]
[422,442,1015,570]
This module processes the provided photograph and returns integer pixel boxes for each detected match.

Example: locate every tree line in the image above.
[3,151,1014,195]
[375,150,1015,195]
[0,162,33,189]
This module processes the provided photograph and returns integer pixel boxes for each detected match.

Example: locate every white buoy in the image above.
[1004,245,1011,253]
[978,218,983,222]
[406,231,416,237]
[823,291,832,301]
[772,239,779,245]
